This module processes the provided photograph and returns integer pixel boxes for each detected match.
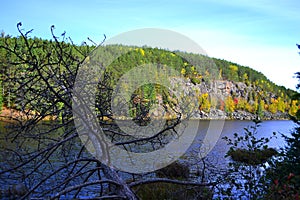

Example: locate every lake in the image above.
[0,120,296,198]
[194,120,295,159]
[183,120,295,173]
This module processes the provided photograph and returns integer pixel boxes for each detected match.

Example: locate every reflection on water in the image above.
[0,120,295,198]
[206,120,294,158]
[188,120,294,168]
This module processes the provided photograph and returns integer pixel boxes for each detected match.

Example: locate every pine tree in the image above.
[0,80,2,112]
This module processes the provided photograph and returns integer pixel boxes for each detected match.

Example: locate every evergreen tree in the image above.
[0,80,2,111]
[265,45,300,198]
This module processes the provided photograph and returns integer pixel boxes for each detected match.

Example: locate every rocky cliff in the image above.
[170,77,289,120]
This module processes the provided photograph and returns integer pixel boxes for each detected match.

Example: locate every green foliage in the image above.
[264,45,300,198]
[268,98,278,114]
[257,99,265,118]
[0,28,93,124]
[277,97,286,113]
[265,173,299,200]
[289,100,299,116]
[213,58,296,100]
[222,121,277,199]
[225,96,235,113]
[156,161,190,179]
[198,93,211,113]
[134,162,213,200]
[134,182,212,200]
[227,147,277,166]
[228,64,239,81]
[264,71,300,199]
[236,97,246,111]
[265,124,300,199]
[0,34,297,118]
[0,80,3,112]
[190,77,201,85]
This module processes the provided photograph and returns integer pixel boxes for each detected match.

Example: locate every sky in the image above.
[1,0,300,89]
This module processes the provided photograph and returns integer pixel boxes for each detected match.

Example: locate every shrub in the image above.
[222,121,277,199]
[156,161,190,179]
[227,148,277,166]
[0,80,2,112]
[135,162,214,200]
[190,77,201,85]
[135,182,213,200]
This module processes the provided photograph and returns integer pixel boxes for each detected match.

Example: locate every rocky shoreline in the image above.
[1,107,290,122]
[191,108,289,120]
[169,77,292,121]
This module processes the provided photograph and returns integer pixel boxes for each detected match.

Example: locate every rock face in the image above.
[262,111,289,120]
[231,110,257,120]
[170,78,288,120]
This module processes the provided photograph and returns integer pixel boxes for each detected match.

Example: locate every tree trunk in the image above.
[102,165,138,200]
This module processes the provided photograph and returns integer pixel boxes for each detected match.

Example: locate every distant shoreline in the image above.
[0,107,290,123]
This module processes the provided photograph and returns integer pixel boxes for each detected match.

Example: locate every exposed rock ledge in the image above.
[190,109,289,120]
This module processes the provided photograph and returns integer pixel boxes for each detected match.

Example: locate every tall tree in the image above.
[264,45,300,199]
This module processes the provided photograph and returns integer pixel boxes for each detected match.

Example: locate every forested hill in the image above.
[0,35,298,119]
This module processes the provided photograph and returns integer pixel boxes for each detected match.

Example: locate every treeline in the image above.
[0,32,93,115]
[0,33,298,118]
[192,55,298,116]
[94,44,299,118]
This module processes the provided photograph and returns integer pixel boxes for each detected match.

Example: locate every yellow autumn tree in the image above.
[245,102,254,113]
[235,97,254,113]
[277,97,286,113]
[289,100,299,116]
[198,93,211,113]
[225,96,235,113]
[242,73,248,83]
[181,68,186,76]
[218,68,222,79]
[268,98,278,114]
[236,98,247,111]
[229,65,239,81]
[139,48,145,56]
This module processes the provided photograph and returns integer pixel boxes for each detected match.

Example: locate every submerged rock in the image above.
[0,183,27,199]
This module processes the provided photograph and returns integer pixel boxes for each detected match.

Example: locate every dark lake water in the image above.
[0,120,296,198]
[184,120,295,172]
[195,120,295,159]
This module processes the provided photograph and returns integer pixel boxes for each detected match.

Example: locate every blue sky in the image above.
[1,0,300,89]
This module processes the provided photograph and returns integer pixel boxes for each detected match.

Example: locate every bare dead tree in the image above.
[0,24,216,199]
